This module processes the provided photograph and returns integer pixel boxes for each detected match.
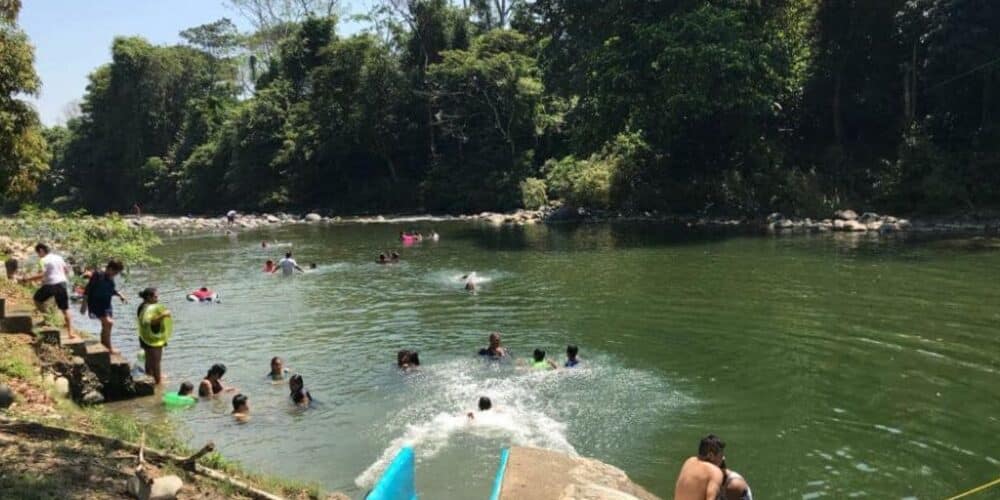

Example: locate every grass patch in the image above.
[199,451,323,499]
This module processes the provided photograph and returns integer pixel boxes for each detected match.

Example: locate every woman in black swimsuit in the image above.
[199,363,228,397]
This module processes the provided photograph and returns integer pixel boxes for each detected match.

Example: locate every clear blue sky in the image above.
[21,0,374,126]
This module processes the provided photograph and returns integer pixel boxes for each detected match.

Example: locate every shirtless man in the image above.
[674,434,726,500]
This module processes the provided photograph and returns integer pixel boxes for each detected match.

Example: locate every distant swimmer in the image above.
[721,460,753,500]
[564,345,581,368]
[390,251,400,262]
[232,393,250,422]
[673,434,726,500]
[187,287,218,302]
[308,262,317,270]
[478,332,507,359]
[273,252,304,275]
[199,363,232,397]
[268,356,289,381]
[462,272,478,292]
[430,231,440,242]
[264,260,275,273]
[397,350,420,370]
[261,240,268,248]
[526,349,557,370]
[467,396,492,420]
[289,374,313,406]
[377,253,389,265]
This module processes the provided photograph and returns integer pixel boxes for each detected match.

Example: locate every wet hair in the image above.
[397,350,420,367]
[178,381,194,396]
[271,356,282,365]
[289,374,304,392]
[35,243,50,253]
[105,260,124,272]
[309,263,317,269]
[207,363,226,378]
[489,332,501,343]
[533,349,545,362]
[391,252,399,259]
[285,252,292,258]
[138,287,157,301]
[232,393,248,411]
[199,287,208,292]
[566,345,579,358]
[265,259,274,265]
[478,397,492,411]
[698,434,725,458]
[379,254,387,261]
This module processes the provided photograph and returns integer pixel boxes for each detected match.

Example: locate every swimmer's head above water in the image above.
[270,357,284,376]
[232,393,249,414]
[533,349,546,363]
[478,396,492,411]
[178,381,194,397]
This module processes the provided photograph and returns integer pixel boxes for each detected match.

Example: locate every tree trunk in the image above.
[832,73,843,145]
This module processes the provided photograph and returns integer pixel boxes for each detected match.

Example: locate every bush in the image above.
[544,131,651,210]
[519,177,548,209]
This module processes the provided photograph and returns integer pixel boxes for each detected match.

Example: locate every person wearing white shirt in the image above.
[21,243,75,338]
[272,252,304,276]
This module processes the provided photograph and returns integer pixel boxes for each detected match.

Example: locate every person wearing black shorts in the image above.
[80,260,127,353]
[23,243,75,339]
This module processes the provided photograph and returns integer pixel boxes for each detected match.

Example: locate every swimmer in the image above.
[308,262,317,270]
[264,260,275,273]
[478,332,507,359]
[415,232,423,242]
[673,434,726,500]
[273,252,304,275]
[390,251,400,262]
[397,350,420,370]
[377,254,389,265]
[430,231,440,242]
[190,287,216,302]
[289,374,313,406]
[268,356,289,381]
[199,363,232,397]
[178,381,194,397]
[564,345,581,368]
[465,279,477,293]
[721,460,753,500]
[467,396,492,420]
[526,349,557,370]
[261,240,268,248]
[232,393,250,421]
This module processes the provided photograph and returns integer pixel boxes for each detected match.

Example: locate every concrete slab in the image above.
[499,447,660,500]
[1,314,33,333]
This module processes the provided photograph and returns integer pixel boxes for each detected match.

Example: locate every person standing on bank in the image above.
[22,244,75,339]
[80,260,127,353]
[137,287,172,385]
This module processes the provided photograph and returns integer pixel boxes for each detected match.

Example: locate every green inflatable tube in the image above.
[162,392,196,407]
[138,303,173,348]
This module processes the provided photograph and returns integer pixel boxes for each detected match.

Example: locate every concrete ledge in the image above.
[499,447,659,500]
[1,315,33,334]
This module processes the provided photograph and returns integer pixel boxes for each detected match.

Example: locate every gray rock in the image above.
[859,212,880,223]
[0,384,15,408]
[265,214,280,223]
[766,212,785,224]
[304,213,322,222]
[54,377,70,397]
[845,220,868,232]
[133,375,156,397]
[835,209,858,221]
[81,390,105,405]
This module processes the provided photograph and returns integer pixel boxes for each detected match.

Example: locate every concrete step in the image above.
[60,335,88,357]
[0,297,5,318]
[37,328,62,345]
[1,314,33,333]
[84,342,111,378]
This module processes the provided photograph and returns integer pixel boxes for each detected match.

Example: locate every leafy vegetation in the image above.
[3,0,999,216]
[0,206,161,268]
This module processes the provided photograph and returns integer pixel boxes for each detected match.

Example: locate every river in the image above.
[93,221,1000,499]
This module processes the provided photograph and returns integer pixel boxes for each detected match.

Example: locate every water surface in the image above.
[95,222,1000,499]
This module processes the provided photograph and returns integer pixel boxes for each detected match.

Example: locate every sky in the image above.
[21,0,374,126]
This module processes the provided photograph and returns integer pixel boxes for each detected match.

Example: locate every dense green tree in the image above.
[0,0,49,208]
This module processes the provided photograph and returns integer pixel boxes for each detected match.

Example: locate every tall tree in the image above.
[0,0,49,208]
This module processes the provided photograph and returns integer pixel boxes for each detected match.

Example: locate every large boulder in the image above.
[834,209,858,221]
[859,212,880,223]
[304,213,322,222]
[845,220,868,232]
[265,214,280,223]
[545,205,584,222]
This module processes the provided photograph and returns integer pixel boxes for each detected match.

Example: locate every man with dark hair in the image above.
[273,252,303,276]
[80,260,127,352]
[232,393,250,422]
[22,243,75,338]
[674,434,726,500]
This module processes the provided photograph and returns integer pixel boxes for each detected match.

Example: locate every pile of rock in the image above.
[131,212,341,235]
[767,209,911,234]
[475,209,545,226]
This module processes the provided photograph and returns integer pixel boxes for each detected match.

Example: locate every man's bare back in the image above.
[674,456,723,500]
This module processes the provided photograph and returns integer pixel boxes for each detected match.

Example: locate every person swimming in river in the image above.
[261,240,268,248]
[178,381,194,397]
[189,287,217,302]
[264,260,275,273]
[232,393,250,421]
[467,396,492,420]
[525,349,557,370]
[199,363,233,397]
[397,350,420,370]
[377,253,389,265]
[390,251,400,262]
[478,332,507,359]
[268,356,289,381]
[461,272,478,292]
[289,374,313,406]
[564,345,581,368]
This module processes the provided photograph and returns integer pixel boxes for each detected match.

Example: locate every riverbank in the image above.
[0,280,339,499]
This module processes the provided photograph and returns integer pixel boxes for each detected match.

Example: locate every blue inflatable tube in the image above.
[367,446,417,500]
[489,448,510,500]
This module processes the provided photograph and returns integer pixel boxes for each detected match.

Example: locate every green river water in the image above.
[97,221,1000,499]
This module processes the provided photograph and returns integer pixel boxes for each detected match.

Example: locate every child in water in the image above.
[289,374,313,406]
[467,396,492,420]
[232,393,250,421]
[565,345,581,368]
[264,260,275,273]
[268,356,289,381]
[199,363,232,397]
[526,349,557,370]
[178,381,194,397]
[397,350,420,371]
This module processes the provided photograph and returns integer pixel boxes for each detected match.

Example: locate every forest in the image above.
[2,0,999,216]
